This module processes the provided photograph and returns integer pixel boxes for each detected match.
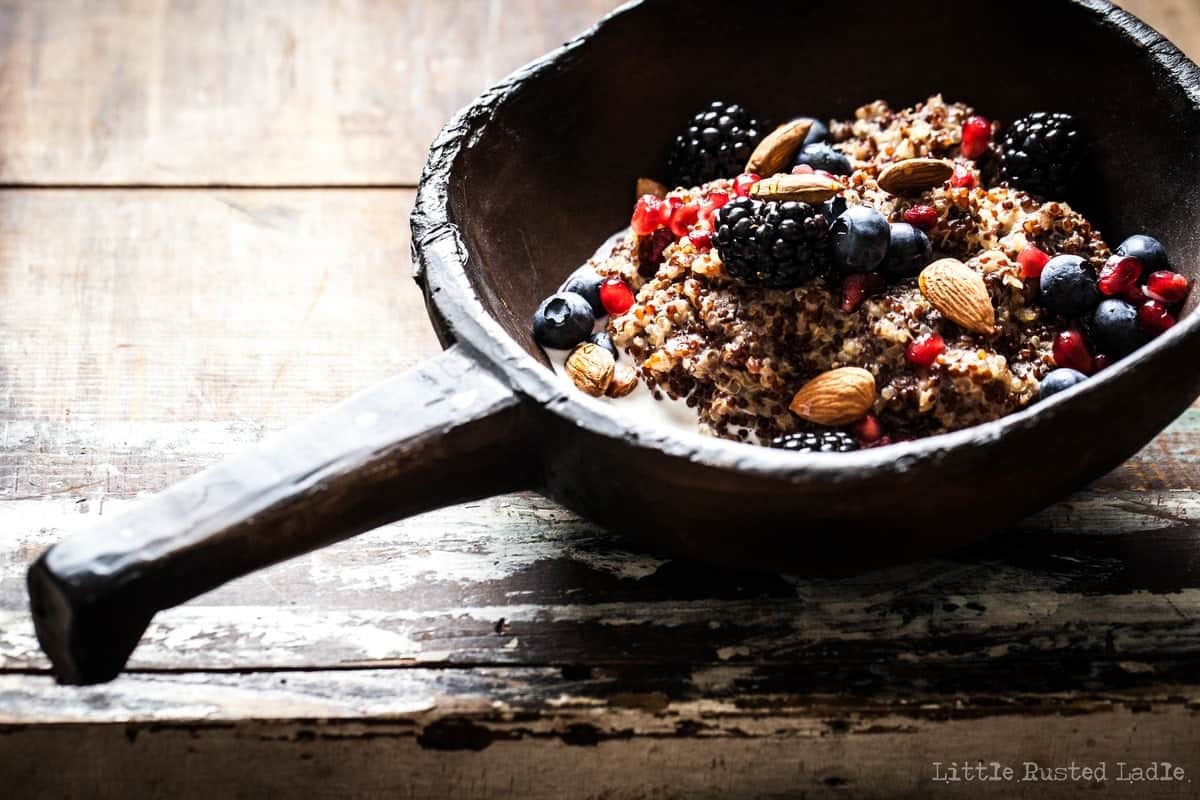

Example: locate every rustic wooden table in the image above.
[2,1,1199,797]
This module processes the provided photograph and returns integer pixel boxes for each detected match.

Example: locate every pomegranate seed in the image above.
[699,189,731,226]
[1092,353,1112,372]
[1124,283,1149,304]
[631,194,669,236]
[704,188,730,209]
[636,227,675,276]
[669,202,700,238]
[1145,270,1189,304]
[599,276,635,316]
[733,173,761,197]
[1052,330,1094,374]
[903,204,938,231]
[1097,255,1143,296]
[840,272,885,312]
[688,228,713,251]
[1018,246,1051,280]
[1138,300,1176,336]
[950,164,976,189]
[961,115,992,159]
[791,164,815,175]
[852,414,883,444]
[906,332,945,367]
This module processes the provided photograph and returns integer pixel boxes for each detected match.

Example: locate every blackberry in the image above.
[769,430,860,453]
[998,112,1083,199]
[713,197,833,288]
[665,101,762,188]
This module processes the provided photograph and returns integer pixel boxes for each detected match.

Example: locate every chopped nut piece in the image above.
[636,177,668,199]
[606,364,638,398]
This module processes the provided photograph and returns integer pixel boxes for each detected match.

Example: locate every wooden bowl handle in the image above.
[26,345,531,684]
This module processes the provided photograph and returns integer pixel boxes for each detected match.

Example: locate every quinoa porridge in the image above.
[531,95,1186,452]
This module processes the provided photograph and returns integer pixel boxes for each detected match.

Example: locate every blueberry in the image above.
[561,270,605,316]
[831,206,891,272]
[1091,298,1149,358]
[587,331,618,360]
[1039,255,1099,316]
[1116,234,1170,273]
[792,143,852,176]
[794,116,828,147]
[533,292,594,350]
[880,222,932,280]
[1038,368,1088,401]
[822,195,848,225]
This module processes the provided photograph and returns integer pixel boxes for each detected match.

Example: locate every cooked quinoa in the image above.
[590,95,1110,443]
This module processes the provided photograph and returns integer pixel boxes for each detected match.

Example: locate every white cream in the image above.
[545,344,700,435]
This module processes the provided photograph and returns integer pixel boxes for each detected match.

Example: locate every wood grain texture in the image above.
[2,423,1200,685]
[0,189,436,423]
[2,0,1200,795]
[0,0,1191,187]
[0,0,621,185]
[3,675,1197,798]
[2,671,1200,798]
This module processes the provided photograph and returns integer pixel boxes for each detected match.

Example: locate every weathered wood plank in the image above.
[0,1,1192,187]
[2,670,1200,798]
[0,0,621,184]
[0,189,437,423]
[3,477,1200,687]
[2,409,1198,503]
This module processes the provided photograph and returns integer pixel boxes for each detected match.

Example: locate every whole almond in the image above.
[876,158,954,195]
[918,258,996,335]
[750,172,843,204]
[744,119,813,176]
[565,343,615,397]
[636,177,668,199]
[788,367,876,426]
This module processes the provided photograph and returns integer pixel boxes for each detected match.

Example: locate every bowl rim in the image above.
[411,0,1200,481]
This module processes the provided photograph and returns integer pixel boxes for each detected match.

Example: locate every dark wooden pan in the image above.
[27,0,1200,684]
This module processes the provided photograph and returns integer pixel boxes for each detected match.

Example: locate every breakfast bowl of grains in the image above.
[26,0,1200,684]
